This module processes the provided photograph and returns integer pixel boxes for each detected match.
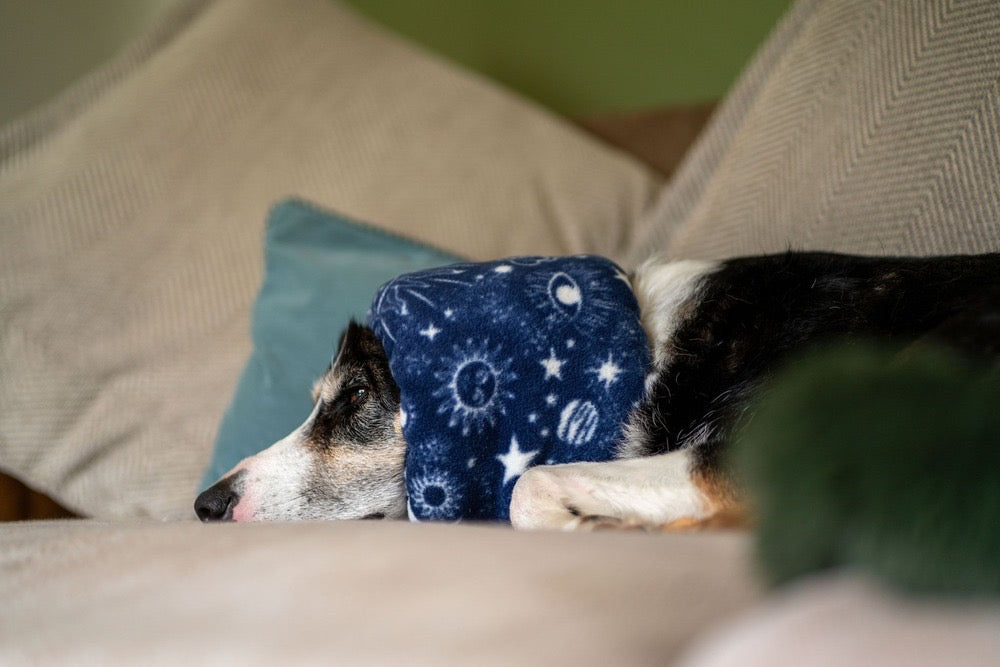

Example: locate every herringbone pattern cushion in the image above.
[629,0,1000,262]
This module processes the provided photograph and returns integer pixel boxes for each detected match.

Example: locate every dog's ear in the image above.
[333,320,361,363]
[336,320,386,363]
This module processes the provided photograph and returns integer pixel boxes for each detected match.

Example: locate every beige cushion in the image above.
[0,0,659,519]
[0,520,760,664]
[629,0,1000,262]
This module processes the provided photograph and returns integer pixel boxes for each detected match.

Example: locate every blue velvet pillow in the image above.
[201,199,461,490]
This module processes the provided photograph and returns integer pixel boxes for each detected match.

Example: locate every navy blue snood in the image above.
[369,256,650,521]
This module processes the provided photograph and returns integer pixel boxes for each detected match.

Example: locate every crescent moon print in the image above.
[547,272,583,318]
[527,263,623,333]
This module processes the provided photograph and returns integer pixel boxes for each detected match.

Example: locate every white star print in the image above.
[496,435,538,485]
[419,323,441,340]
[546,394,558,406]
[539,348,565,380]
[590,354,623,390]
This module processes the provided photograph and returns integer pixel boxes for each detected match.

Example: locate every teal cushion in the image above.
[201,199,461,490]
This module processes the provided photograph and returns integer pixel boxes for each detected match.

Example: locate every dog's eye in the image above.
[347,385,369,406]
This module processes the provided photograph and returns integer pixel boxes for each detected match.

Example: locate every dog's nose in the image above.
[194,481,239,522]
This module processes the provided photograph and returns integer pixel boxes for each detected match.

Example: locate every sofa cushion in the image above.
[0,0,658,519]
[0,520,760,664]
[629,0,1000,262]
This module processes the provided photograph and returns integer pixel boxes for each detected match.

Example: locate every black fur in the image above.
[308,321,400,448]
[627,252,1000,477]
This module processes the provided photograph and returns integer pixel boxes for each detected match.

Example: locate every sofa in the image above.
[2,0,998,663]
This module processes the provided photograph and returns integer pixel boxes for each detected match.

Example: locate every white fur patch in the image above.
[230,402,320,521]
[509,448,707,531]
[632,257,718,368]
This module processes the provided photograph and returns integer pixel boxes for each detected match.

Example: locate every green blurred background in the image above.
[1,0,792,124]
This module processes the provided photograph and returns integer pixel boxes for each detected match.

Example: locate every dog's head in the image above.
[195,321,407,522]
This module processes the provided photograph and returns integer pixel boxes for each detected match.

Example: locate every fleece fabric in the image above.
[369,256,651,521]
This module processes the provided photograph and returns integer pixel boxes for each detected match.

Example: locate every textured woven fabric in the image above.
[629,0,1000,263]
[0,520,758,664]
[369,256,650,521]
[0,0,657,519]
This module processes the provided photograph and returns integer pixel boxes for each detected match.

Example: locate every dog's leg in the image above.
[509,449,740,531]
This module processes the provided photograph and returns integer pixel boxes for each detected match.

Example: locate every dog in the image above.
[196,251,1000,529]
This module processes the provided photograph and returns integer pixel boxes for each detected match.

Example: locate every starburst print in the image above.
[419,323,441,340]
[588,353,623,390]
[408,469,462,520]
[433,338,514,436]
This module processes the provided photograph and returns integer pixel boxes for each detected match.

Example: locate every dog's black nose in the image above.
[194,482,238,522]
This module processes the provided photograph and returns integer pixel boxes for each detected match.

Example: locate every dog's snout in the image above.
[195,481,239,522]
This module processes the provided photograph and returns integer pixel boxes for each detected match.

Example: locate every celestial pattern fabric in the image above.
[369,256,651,521]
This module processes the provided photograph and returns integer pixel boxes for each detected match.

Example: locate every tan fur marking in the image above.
[660,509,749,532]
[665,470,750,531]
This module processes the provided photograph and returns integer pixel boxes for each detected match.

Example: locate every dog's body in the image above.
[196,252,1000,529]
